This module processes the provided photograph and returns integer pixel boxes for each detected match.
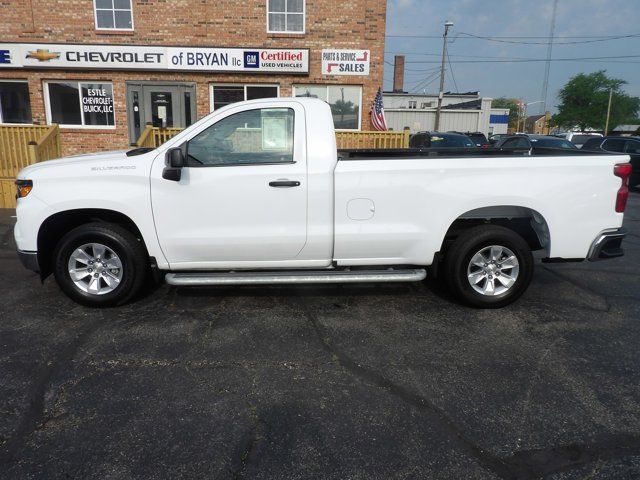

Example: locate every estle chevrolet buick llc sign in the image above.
[0,43,309,74]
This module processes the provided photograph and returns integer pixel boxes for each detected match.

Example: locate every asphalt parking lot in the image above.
[1,192,639,480]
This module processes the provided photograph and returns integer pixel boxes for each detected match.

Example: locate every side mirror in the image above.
[163,147,184,181]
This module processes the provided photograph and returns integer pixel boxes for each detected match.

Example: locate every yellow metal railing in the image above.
[0,124,61,208]
[136,126,411,150]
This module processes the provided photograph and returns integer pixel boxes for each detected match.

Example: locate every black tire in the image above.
[53,222,148,307]
[443,225,533,308]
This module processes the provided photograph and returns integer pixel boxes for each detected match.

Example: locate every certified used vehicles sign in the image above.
[0,43,309,74]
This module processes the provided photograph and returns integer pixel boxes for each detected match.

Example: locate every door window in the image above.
[150,91,173,127]
[187,108,294,166]
[502,137,530,148]
[602,138,626,152]
[625,140,640,154]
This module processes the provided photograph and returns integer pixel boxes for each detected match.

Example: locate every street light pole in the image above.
[434,20,453,132]
[520,100,544,133]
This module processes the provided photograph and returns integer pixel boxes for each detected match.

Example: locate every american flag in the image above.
[370,87,388,131]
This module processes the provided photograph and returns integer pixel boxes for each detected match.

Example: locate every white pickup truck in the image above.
[14,98,630,308]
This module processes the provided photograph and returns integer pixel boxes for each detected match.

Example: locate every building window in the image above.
[94,0,133,30]
[210,84,279,111]
[267,0,305,33]
[408,100,417,109]
[293,85,362,130]
[0,81,32,124]
[44,81,115,128]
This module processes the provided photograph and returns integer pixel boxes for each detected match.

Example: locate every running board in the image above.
[165,268,426,286]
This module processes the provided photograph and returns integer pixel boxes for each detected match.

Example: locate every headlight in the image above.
[15,179,33,198]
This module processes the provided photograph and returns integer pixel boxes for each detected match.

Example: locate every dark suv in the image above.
[582,136,640,187]
[450,131,489,148]
[495,134,578,150]
[409,132,476,148]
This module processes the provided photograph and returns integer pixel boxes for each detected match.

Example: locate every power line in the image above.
[385,51,537,60]
[456,31,640,45]
[386,32,640,45]
[407,71,442,93]
[446,50,459,93]
[404,54,640,64]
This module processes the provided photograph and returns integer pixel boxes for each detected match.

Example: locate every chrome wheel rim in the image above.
[67,243,123,295]
[467,245,519,296]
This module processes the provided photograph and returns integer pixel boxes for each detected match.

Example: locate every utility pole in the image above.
[434,20,453,132]
[540,0,558,115]
[604,87,613,136]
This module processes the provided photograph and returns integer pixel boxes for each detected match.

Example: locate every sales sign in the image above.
[321,49,370,76]
[0,43,309,74]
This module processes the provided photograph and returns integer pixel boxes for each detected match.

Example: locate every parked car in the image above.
[582,136,640,187]
[495,134,578,150]
[450,131,490,148]
[14,98,630,309]
[563,132,603,149]
[409,131,476,148]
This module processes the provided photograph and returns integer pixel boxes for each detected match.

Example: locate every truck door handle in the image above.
[269,180,300,188]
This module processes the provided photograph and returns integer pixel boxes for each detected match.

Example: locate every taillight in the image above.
[614,163,632,213]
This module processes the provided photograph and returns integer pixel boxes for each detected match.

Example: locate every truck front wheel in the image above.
[53,223,148,307]
[443,225,533,308]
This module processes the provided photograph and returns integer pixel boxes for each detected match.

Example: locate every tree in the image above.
[491,98,521,130]
[553,71,640,131]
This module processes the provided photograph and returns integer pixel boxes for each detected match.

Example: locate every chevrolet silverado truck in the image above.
[14,98,631,308]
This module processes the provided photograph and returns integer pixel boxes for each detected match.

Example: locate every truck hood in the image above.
[17,150,136,178]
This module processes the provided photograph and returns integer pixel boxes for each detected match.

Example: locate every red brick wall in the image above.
[0,0,387,156]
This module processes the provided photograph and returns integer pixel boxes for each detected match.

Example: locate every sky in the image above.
[383,0,640,114]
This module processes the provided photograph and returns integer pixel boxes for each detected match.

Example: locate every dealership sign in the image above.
[0,43,309,74]
[321,49,370,76]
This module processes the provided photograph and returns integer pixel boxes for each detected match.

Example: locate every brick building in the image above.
[0,0,387,155]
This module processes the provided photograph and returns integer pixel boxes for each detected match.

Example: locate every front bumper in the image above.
[17,250,39,273]
[587,228,626,261]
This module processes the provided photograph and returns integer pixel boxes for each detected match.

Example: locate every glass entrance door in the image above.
[126,83,196,144]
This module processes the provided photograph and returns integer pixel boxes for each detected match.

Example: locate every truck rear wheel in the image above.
[53,223,148,307]
[443,225,533,308]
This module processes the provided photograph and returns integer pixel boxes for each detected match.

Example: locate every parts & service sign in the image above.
[0,43,309,74]
[321,49,370,76]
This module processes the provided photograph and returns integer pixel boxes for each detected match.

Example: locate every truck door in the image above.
[150,102,307,268]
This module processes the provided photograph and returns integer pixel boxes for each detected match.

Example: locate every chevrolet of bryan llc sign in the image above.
[0,43,309,74]
[321,49,370,76]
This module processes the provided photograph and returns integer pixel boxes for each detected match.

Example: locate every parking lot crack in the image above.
[230,404,268,480]
[0,318,103,465]
[500,433,640,478]
[292,296,519,479]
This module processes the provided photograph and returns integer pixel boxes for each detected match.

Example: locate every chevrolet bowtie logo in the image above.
[26,49,61,62]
